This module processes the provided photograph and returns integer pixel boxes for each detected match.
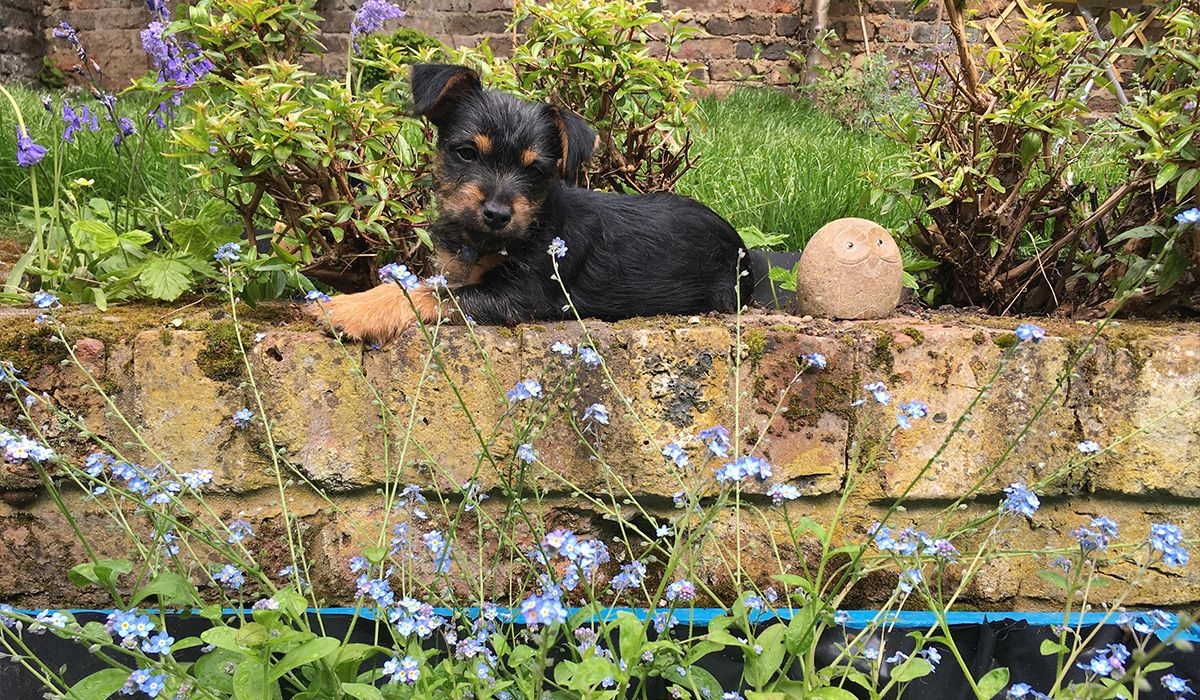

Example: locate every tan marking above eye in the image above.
[473,134,492,154]
[521,148,541,167]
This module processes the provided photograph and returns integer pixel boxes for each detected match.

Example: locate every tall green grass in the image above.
[678,88,908,250]
[0,84,197,221]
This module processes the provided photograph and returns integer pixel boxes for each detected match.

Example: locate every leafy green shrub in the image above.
[167,0,436,290]
[870,0,1199,316]
[358,27,446,91]
[448,0,704,193]
[791,32,920,133]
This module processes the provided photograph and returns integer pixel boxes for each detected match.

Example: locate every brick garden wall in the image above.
[5,0,975,89]
[1,307,1199,610]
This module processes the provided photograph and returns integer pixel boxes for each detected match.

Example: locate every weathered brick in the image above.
[676,36,736,60]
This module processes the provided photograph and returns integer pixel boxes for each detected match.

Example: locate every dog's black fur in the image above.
[316,64,751,341]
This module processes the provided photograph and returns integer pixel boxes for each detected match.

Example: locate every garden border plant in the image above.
[0,230,1197,698]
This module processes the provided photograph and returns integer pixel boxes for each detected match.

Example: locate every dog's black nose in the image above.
[482,202,513,229]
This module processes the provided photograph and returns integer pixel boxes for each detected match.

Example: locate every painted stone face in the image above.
[795,218,903,319]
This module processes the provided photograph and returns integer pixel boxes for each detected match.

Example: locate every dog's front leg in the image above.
[310,284,443,344]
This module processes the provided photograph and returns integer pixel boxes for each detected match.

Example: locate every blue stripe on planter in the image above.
[15,607,1200,641]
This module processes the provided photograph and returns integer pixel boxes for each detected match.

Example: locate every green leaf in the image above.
[233,657,271,700]
[72,219,120,254]
[341,683,384,700]
[1035,569,1070,591]
[744,622,787,688]
[1108,225,1165,245]
[618,611,647,664]
[976,667,1010,699]
[201,626,244,652]
[1155,163,1180,190]
[68,668,130,699]
[891,657,934,682]
[120,229,155,247]
[137,257,193,301]
[68,559,132,590]
[269,636,341,681]
[806,688,860,700]
[738,225,787,250]
[131,571,197,608]
[1039,638,1070,656]
[1175,168,1200,203]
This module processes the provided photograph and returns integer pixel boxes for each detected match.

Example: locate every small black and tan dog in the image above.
[314,64,751,342]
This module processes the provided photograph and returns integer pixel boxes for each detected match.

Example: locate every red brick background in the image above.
[2,0,980,90]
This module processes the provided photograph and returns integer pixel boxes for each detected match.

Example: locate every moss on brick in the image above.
[196,321,249,382]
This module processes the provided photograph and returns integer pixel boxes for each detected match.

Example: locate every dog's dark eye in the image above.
[454,146,479,162]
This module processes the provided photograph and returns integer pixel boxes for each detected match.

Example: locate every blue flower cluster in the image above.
[506,379,543,402]
[123,668,167,697]
[1014,323,1046,343]
[83,452,187,505]
[697,425,730,458]
[1149,522,1189,567]
[520,584,568,627]
[583,402,610,425]
[1002,482,1040,518]
[1077,642,1130,678]
[1,429,55,464]
[382,654,420,684]
[379,262,421,290]
[548,237,568,259]
[535,528,610,591]
[1175,208,1200,228]
[715,455,773,483]
[1070,515,1118,553]
[869,523,959,562]
[611,560,647,592]
[665,579,695,602]
[138,20,214,130]
[350,0,406,53]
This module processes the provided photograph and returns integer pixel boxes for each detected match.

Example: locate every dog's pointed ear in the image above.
[544,105,596,186]
[411,64,482,127]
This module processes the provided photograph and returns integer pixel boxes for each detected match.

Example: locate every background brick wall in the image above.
[3,0,974,89]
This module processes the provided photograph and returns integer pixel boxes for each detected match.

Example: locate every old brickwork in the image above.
[4,0,1004,89]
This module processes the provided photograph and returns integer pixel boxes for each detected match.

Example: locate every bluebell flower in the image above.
[547,237,568,259]
[52,22,79,45]
[697,425,731,458]
[232,408,254,429]
[516,443,536,463]
[1175,208,1200,228]
[32,290,60,309]
[506,379,543,402]
[15,127,47,168]
[1014,323,1046,342]
[61,100,99,143]
[213,242,241,263]
[583,402,610,425]
[1162,673,1195,698]
[350,0,406,53]
[578,345,601,368]
[1002,482,1040,518]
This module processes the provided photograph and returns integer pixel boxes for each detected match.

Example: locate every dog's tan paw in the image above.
[308,284,417,344]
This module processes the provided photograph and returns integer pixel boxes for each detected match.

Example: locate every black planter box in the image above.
[2,610,1196,699]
